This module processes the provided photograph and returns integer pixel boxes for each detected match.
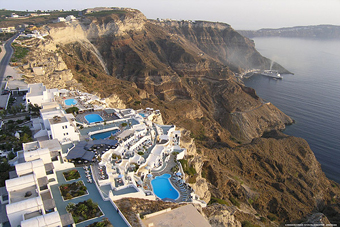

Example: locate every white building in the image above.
[0,138,75,227]
[57,17,66,22]
[30,103,80,144]
[20,211,62,227]
[4,172,57,227]
[25,83,58,107]
[65,15,76,21]
[0,27,16,33]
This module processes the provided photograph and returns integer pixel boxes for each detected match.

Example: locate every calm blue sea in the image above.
[244,37,340,183]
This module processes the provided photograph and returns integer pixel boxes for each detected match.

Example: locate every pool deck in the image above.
[50,167,128,227]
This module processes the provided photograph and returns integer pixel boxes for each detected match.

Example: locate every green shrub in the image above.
[171,165,179,173]
[267,213,277,221]
[66,107,79,114]
[8,152,16,160]
[260,217,266,222]
[201,169,207,178]
[208,197,229,206]
[241,221,254,227]
[230,197,240,207]
[248,198,254,205]
[112,154,121,159]
[178,159,196,176]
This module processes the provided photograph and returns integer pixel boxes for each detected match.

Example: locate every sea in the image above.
[243,37,340,183]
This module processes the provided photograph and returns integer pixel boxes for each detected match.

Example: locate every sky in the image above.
[1,0,340,30]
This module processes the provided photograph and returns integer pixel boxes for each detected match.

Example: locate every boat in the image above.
[261,70,282,79]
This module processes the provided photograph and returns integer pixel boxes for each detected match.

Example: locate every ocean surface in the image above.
[243,37,340,183]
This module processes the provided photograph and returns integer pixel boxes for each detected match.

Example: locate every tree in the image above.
[66,202,75,212]
[20,133,32,143]
[0,110,6,119]
[65,107,79,115]
[8,151,16,160]
[28,103,41,116]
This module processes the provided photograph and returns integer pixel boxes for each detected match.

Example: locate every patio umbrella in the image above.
[118,174,124,178]
[176,172,182,176]
[147,174,153,178]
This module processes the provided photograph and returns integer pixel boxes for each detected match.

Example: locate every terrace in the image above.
[50,168,129,227]
[9,185,38,203]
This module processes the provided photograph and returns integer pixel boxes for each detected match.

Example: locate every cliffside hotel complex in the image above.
[0,83,208,227]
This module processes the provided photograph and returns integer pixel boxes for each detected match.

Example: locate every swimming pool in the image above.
[151,173,179,200]
[85,114,103,124]
[91,129,120,140]
[64,98,77,106]
[139,113,146,118]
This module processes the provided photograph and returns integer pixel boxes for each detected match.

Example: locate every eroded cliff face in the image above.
[202,131,340,223]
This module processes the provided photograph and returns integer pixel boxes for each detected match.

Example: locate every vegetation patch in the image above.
[59,181,87,200]
[267,213,277,221]
[112,154,122,159]
[66,199,103,224]
[11,43,29,62]
[65,106,79,114]
[178,159,196,176]
[0,119,33,151]
[241,221,258,227]
[208,197,229,206]
[87,218,113,227]
[86,10,127,17]
[63,169,80,181]
[0,159,15,187]
[229,196,240,207]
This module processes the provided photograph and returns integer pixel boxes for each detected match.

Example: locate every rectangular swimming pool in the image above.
[91,129,120,140]
[85,114,103,124]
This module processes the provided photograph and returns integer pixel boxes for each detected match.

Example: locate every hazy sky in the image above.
[1,0,340,30]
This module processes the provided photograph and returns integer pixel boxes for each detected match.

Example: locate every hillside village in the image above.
[0,79,213,227]
[0,8,210,226]
[0,81,211,227]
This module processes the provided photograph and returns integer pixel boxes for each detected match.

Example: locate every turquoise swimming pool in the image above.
[151,173,179,200]
[85,114,103,124]
[139,113,146,118]
[91,129,120,140]
[64,98,77,106]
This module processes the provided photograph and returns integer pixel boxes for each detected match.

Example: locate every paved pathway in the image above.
[50,167,128,227]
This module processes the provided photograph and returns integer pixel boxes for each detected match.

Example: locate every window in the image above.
[46,170,54,175]
[2,194,8,201]
[40,185,48,191]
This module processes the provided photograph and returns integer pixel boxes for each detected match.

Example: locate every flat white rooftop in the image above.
[26,83,46,97]
[142,204,211,227]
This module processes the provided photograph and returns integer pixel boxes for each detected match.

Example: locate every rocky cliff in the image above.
[15,8,340,225]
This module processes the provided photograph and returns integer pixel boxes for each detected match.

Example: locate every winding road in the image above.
[0,33,20,93]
